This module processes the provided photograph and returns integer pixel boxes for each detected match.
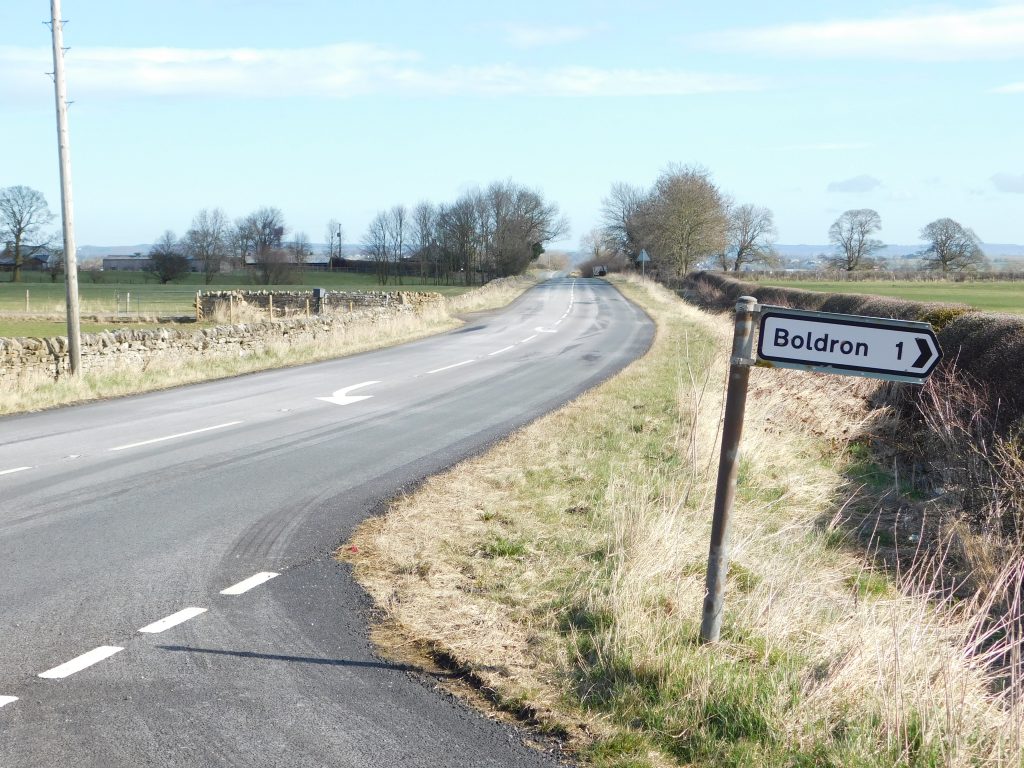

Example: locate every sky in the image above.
[1,1,1022,250]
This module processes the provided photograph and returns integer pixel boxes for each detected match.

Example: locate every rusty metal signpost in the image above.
[700,298,943,644]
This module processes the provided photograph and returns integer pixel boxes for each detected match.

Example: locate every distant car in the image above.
[592,265,607,277]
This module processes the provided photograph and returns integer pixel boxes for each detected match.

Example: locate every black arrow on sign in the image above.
[912,337,933,369]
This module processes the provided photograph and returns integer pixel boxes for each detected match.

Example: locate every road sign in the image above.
[637,249,651,263]
[757,305,942,383]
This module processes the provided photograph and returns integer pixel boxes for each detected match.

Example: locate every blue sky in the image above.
[1,1,1022,249]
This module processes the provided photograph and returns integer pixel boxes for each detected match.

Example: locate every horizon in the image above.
[2,2,1022,250]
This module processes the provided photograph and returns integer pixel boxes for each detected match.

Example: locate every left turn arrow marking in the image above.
[317,381,382,406]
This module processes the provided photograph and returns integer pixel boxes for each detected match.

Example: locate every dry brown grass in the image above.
[0,276,540,416]
[345,275,1023,766]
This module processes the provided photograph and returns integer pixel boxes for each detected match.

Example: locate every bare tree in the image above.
[288,232,312,265]
[828,209,883,272]
[919,218,988,274]
[48,246,65,283]
[148,230,190,284]
[600,182,647,263]
[0,186,54,283]
[484,180,568,278]
[386,205,408,285]
[325,219,345,268]
[238,207,286,264]
[580,228,615,264]
[411,201,437,281]
[725,203,779,271]
[646,165,729,278]
[184,207,229,284]
[362,211,391,285]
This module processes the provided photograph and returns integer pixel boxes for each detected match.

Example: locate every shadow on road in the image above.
[156,644,437,674]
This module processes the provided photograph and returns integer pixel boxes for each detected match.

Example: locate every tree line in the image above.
[361,180,567,286]
[146,206,338,285]
[593,165,991,277]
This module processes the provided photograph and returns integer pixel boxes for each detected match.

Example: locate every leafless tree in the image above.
[386,205,408,285]
[184,207,230,284]
[325,219,345,267]
[0,186,54,283]
[362,211,391,285]
[724,203,779,271]
[411,201,437,280]
[484,180,568,278]
[257,248,297,285]
[288,232,312,265]
[436,198,478,285]
[600,182,647,262]
[48,246,65,283]
[148,230,190,284]
[919,218,989,274]
[828,209,883,272]
[237,207,286,263]
[580,228,615,264]
[646,164,729,278]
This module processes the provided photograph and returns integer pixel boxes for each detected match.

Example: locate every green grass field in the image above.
[753,279,1024,314]
[0,270,471,316]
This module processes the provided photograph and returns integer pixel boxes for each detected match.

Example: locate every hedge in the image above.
[681,271,1024,429]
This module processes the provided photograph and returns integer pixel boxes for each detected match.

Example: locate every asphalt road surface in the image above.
[0,277,654,767]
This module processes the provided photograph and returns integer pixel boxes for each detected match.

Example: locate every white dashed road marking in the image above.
[488,346,515,356]
[427,360,474,375]
[520,335,538,343]
[0,467,32,476]
[138,607,207,634]
[220,571,280,596]
[38,646,124,680]
[109,421,243,452]
[0,696,17,708]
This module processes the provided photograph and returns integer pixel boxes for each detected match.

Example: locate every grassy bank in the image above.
[749,278,1024,314]
[0,275,538,415]
[345,276,1020,766]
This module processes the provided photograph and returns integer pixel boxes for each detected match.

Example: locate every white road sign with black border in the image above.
[757,305,942,383]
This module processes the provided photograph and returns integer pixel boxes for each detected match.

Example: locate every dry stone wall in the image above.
[0,290,445,384]
[199,289,443,319]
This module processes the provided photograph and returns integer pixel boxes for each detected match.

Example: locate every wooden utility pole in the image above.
[701,296,758,643]
[49,0,82,375]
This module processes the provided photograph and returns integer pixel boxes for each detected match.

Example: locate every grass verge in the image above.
[344,275,1021,766]
[0,275,539,415]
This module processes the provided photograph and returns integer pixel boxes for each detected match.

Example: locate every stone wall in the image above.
[198,289,444,320]
[0,302,434,384]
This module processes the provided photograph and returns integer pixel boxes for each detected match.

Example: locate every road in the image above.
[0,277,653,767]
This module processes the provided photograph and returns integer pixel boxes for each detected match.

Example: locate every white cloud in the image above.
[992,81,1024,93]
[707,5,1024,61]
[0,44,763,100]
[827,175,882,193]
[991,173,1024,192]
[504,24,596,48]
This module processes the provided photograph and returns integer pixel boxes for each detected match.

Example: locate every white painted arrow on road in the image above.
[316,381,381,406]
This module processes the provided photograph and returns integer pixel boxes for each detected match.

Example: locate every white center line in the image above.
[0,696,17,708]
[220,571,280,596]
[38,646,124,679]
[427,360,474,374]
[488,345,515,357]
[109,421,244,452]
[138,607,207,634]
[0,467,32,476]
[520,334,538,343]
